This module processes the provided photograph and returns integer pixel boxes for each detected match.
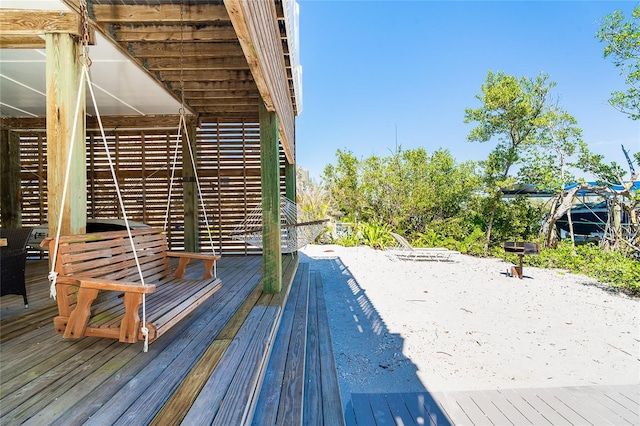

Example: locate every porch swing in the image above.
[43,0,221,352]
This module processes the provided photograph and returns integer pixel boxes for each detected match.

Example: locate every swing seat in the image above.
[42,228,221,344]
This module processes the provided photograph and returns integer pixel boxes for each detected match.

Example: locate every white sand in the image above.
[299,244,640,398]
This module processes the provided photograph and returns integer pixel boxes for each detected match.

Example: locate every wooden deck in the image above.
[344,385,640,425]
[4,256,637,426]
[435,384,640,426]
[0,254,343,425]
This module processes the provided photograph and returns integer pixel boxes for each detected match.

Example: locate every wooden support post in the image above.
[46,33,86,236]
[0,129,22,228]
[260,100,282,293]
[183,122,199,252]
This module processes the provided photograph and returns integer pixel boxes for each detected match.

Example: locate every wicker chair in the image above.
[0,228,32,308]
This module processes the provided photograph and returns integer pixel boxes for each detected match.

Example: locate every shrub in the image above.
[522,241,640,294]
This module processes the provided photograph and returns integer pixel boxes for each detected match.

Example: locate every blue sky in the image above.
[295,0,640,181]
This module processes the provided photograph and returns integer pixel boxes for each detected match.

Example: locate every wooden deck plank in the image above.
[3,339,125,424]
[465,390,515,425]
[16,256,261,426]
[506,388,577,425]
[402,392,451,425]
[44,296,240,425]
[23,342,150,426]
[451,393,492,425]
[303,270,322,426]
[252,263,308,425]
[149,274,266,426]
[207,306,282,426]
[384,393,416,425]
[275,264,309,425]
[542,387,612,426]
[367,393,397,425]
[344,404,358,426]
[493,389,553,425]
[46,257,263,426]
[1,332,96,384]
[350,393,377,426]
[83,262,262,425]
[533,387,594,425]
[568,385,639,425]
[600,385,640,416]
[182,306,277,425]
[111,283,260,424]
[480,389,533,425]
[399,393,442,426]
[314,271,346,426]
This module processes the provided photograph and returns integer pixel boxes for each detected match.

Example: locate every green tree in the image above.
[322,149,361,220]
[596,6,640,120]
[464,71,556,253]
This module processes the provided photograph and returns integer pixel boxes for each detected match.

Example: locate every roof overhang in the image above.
[0,0,301,162]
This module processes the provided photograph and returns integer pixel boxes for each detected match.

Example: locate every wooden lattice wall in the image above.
[17,120,286,255]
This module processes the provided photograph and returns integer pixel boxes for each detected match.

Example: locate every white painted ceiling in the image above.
[0,0,183,118]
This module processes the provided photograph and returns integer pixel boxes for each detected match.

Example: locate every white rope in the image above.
[86,70,149,352]
[47,63,87,300]
[163,114,183,232]
[47,0,148,351]
[182,118,218,276]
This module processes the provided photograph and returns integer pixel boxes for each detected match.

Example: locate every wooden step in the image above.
[251,268,344,426]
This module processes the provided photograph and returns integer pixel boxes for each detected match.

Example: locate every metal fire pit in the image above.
[504,242,540,279]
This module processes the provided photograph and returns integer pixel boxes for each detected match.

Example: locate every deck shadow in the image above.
[299,252,452,425]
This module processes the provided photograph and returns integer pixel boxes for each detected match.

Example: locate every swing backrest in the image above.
[44,228,172,284]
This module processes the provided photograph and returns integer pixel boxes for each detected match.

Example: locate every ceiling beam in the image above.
[90,4,230,24]
[1,115,195,131]
[0,9,83,37]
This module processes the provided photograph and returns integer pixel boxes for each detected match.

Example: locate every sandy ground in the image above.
[299,245,640,400]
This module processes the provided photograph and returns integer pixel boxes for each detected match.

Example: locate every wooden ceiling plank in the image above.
[186,98,259,107]
[0,9,82,37]
[145,56,249,71]
[111,25,237,42]
[91,4,230,24]
[198,105,258,113]
[127,42,242,58]
[183,90,260,99]
[160,71,254,83]
[0,35,46,49]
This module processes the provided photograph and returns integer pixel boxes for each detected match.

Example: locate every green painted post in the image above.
[183,122,199,252]
[46,33,86,236]
[260,101,282,293]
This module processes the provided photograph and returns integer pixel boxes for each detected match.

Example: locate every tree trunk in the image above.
[539,186,582,248]
[484,193,500,255]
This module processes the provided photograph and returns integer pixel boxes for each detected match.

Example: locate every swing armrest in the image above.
[64,276,156,293]
[166,251,221,280]
[166,252,221,261]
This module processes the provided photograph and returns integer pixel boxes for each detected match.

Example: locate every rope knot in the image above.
[48,271,58,299]
[141,326,149,353]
